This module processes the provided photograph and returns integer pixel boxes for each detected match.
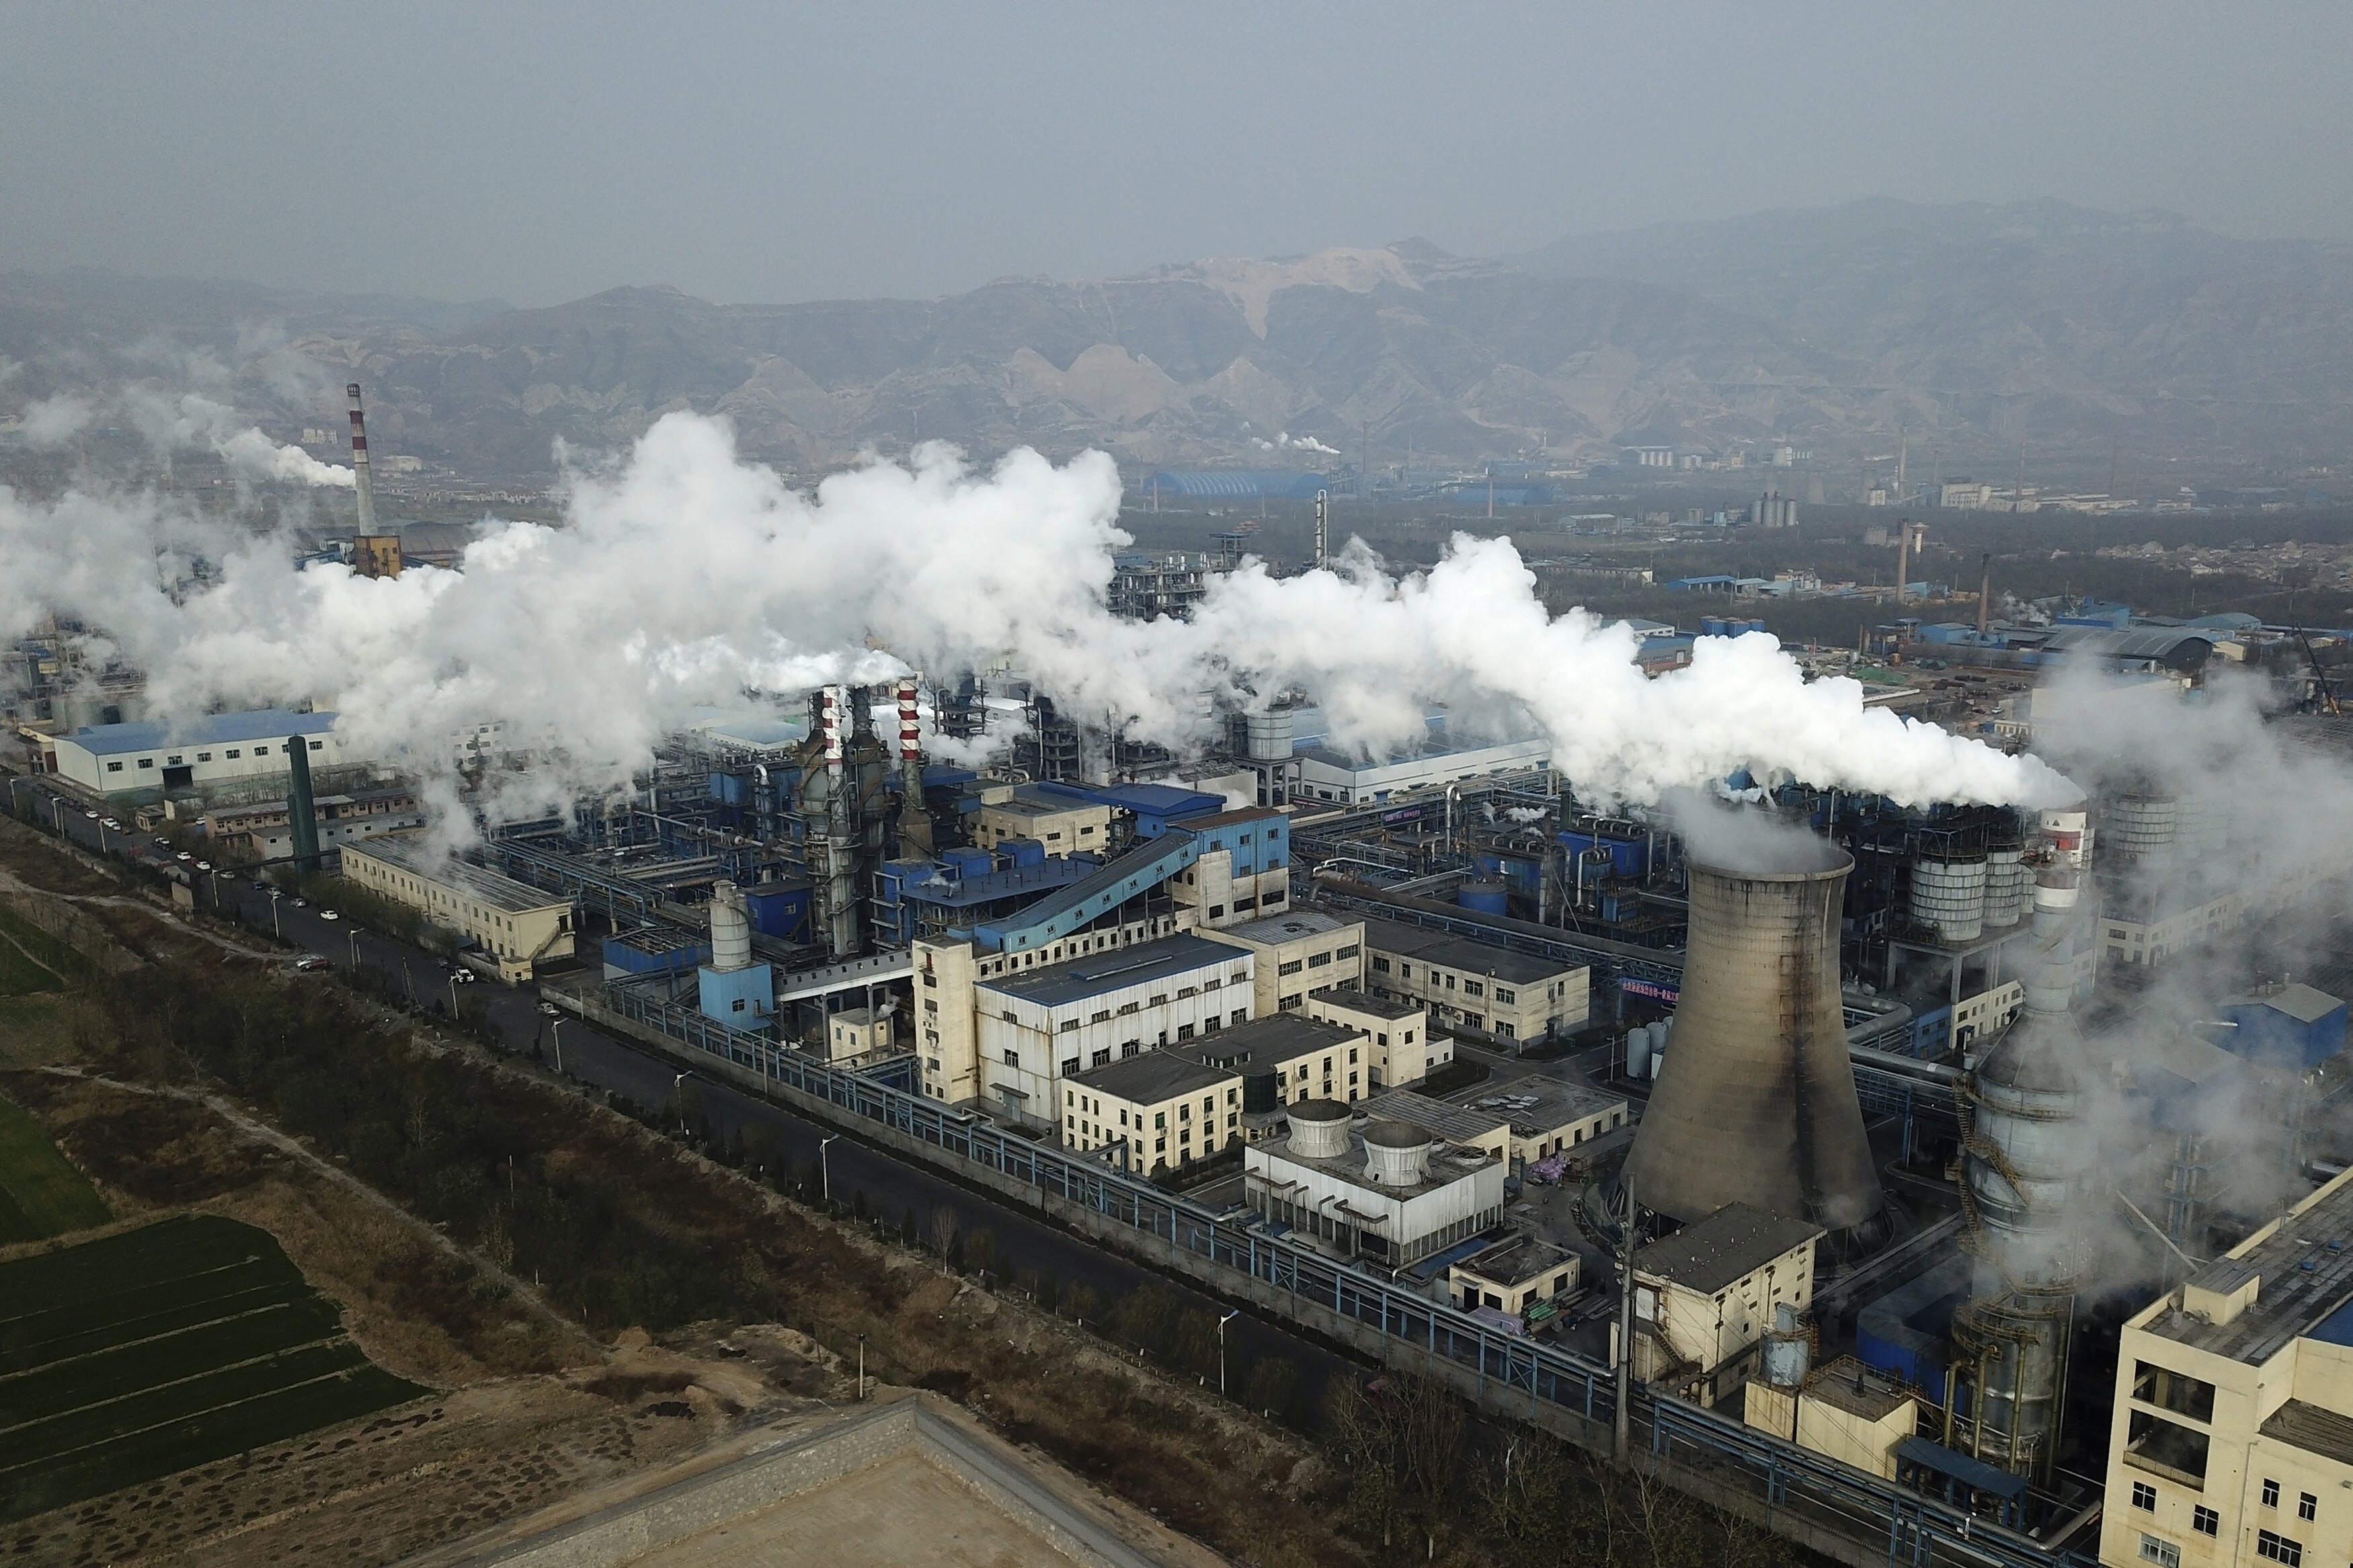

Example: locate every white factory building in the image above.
[1244,1100,1506,1266]
[48,709,353,800]
[1293,736,1550,806]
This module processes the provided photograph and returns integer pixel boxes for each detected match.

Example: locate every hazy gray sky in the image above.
[4,1,2347,308]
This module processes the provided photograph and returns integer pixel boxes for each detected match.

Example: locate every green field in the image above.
[0,1213,430,1522]
[0,906,79,996]
[0,1096,109,1245]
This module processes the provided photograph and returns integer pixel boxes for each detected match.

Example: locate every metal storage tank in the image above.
[1760,1302,1812,1388]
[1910,854,1988,943]
[1458,878,1510,915]
[708,881,753,972]
[1621,844,1883,1231]
[2105,794,2178,865]
[1624,1028,1652,1079]
[1244,709,1294,762]
[1981,847,2027,929]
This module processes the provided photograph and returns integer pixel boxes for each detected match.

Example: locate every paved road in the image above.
[3,776,1359,1414]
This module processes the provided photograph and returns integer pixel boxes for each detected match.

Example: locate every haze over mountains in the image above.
[2,199,2345,480]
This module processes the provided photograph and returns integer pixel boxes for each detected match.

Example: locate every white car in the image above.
[536,1001,561,1017]
[102,818,122,830]
[450,968,478,985]
[82,809,99,819]
[194,860,212,872]
[319,909,341,921]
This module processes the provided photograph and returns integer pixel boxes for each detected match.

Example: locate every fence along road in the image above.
[581,984,2091,1568]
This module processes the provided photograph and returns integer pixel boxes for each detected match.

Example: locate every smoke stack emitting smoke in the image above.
[0,411,2079,820]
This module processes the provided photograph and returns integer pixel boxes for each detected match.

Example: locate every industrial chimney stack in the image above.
[1622,845,1883,1233]
[346,383,378,536]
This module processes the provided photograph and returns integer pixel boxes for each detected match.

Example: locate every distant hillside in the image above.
[3,202,2347,479]
[1519,198,2353,464]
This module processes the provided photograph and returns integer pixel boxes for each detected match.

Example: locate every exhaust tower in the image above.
[1622,842,1883,1233]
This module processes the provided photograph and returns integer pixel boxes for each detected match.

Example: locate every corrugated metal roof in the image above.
[1140,471,1330,499]
[61,708,337,757]
[2040,626,2214,665]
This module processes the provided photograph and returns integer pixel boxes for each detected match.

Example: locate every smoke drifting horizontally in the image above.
[1,412,2078,816]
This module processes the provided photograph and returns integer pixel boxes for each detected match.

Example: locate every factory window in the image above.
[2253,1531,2299,1568]
[2133,1364,2216,1423]
[1154,1111,1166,1129]
[2264,1480,2282,1510]
[1060,1057,1078,1076]
[1308,952,1330,968]
[106,761,122,773]
[2191,1508,2218,1537]
[2126,1411,2210,1482]
[1058,1019,1078,1033]
[2132,1483,2157,1512]
[166,755,184,765]
[1336,944,1359,960]
[1092,1048,1111,1067]
[1177,985,1197,998]
[1002,1050,1019,1066]
[1209,905,1225,919]
[1154,1137,1165,1154]
[1496,1022,1516,1039]
[1443,974,1455,989]
[1463,980,1483,997]
[225,749,241,758]
[1177,1024,1195,1040]
[1372,956,1391,973]
[1001,1009,1019,1023]
[1202,977,1220,991]
[196,752,212,761]
[1090,1009,1111,1024]
[923,971,936,987]
[1149,994,1168,1007]
[1348,1048,1359,1064]
[309,741,323,751]
[1495,987,1516,1004]
[1232,1008,1248,1026]
[1279,994,1301,1011]
[1122,1040,1140,1058]
[1178,1102,1190,1121]
[137,758,153,769]
[1278,959,1303,977]
[2298,1493,2316,1522]
[1118,1001,1139,1015]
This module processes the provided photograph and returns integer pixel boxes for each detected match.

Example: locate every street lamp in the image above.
[448,973,460,1017]
[1218,1309,1240,1395]
[819,1133,840,1202]
[549,1017,567,1075]
[346,927,360,971]
[672,1071,692,1134]
[268,890,282,939]
[857,1333,867,1402]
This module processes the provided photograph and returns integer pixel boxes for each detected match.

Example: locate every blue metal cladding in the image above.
[593,983,2085,1568]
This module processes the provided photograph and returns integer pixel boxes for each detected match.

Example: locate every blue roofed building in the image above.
[49,708,354,800]
[1139,471,1332,501]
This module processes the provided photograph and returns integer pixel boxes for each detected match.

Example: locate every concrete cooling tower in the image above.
[1622,844,1883,1232]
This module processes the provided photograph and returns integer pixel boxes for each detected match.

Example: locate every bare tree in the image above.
[928,1204,961,1258]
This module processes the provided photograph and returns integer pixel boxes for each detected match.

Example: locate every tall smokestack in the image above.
[284,730,321,874]
[1622,845,1883,1232]
[1313,489,1328,570]
[895,675,932,856]
[346,383,378,536]
[1976,551,1993,637]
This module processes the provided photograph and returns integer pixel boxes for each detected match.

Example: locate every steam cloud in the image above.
[2,412,2075,819]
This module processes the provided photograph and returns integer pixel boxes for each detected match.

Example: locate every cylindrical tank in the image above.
[1910,854,1988,943]
[1982,847,2028,929]
[1286,1099,1352,1160]
[1458,878,1509,915]
[1761,1301,1812,1388]
[1624,1028,1652,1079]
[709,880,752,972]
[1244,709,1294,762]
[1622,843,1883,1231]
[2105,794,2177,865]
[1361,1122,1433,1186]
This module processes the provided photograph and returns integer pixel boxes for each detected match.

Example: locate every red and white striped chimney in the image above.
[346,382,379,534]
[895,677,922,764]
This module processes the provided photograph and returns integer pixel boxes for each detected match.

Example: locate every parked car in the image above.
[153,837,171,848]
[102,818,122,830]
[290,898,308,909]
[450,968,477,985]
[293,955,331,973]
[319,909,340,921]
[194,860,212,871]
[82,809,98,819]
[536,1001,561,1017]
[175,851,193,862]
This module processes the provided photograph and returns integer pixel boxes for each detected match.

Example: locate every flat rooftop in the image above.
[1451,1078,1626,1132]
[1314,991,1424,1020]
[1252,1126,1494,1200]
[1636,1203,1825,1295]
[1361,916,1576,985]
[2148,1168,2353,1364]
[1453,1234,1577,1288]
[346,832,573,916]
[60,707,337,757]
[979,932,1244,1009]
[1364,1089,1506,1147]
[1070,1050,1234,1104]
[1187,1013,1361,1067]
[1209,909,1353,946]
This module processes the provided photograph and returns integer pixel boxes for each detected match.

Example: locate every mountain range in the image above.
[3,199,2346,479]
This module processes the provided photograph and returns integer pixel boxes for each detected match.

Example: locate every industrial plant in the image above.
[6,384,2353,1568]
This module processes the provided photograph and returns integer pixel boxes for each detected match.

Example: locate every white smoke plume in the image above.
[11,382,352,488]
[1,413,2074,819]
